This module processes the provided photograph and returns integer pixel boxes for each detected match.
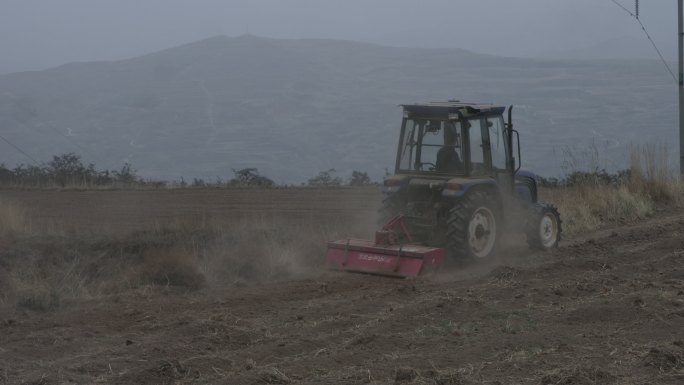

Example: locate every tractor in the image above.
[325,101,561,277]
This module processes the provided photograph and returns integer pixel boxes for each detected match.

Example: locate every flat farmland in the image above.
[0,187,683,385]
[0,187,382,236]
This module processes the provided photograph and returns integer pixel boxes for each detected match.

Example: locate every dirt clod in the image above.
[643,347,683,372]
[347,334,376,347]
[257,367,290,384]
[394,368,418,383]
[539,367,616,385]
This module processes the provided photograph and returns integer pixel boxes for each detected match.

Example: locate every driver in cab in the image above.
[436,130,462,173]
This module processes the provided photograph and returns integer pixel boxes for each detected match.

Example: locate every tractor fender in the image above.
[514,169,539,205]
[443,178,504,220]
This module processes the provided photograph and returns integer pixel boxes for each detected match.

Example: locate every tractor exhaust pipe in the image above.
[506,105,514,171]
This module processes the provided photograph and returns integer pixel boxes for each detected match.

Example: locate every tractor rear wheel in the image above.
[526,203,562,250]
[447,191,499,261]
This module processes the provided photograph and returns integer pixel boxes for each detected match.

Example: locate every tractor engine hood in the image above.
[383,174,497,198]
[382,174,446,193]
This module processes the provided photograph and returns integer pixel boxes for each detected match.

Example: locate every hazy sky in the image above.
[0,0,677,74]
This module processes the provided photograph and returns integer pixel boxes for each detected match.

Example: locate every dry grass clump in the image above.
[144,215,353,286]
[546,144,683,236]
[643,346,683,372]
[0,215,353,311]
[0,199,29,236]
[628,143,684,205]
[547,182,653,235]
[0,239,118,310]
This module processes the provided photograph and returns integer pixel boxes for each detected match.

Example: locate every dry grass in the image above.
[136,214,356,286]
[545,144,683,235]
[0,199,29,236]
[628,143,684,204]
[2,143,682,309]
[547,183,653,235]
[0,214,357,311]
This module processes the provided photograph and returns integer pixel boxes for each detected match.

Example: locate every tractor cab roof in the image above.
[401,101,506,119]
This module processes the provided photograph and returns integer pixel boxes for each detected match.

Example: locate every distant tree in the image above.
[12,164,45,187]
[48,153,85,175]
[348,170,371,186]
[308,168,342,186]
[0,164,11,185]
[0,153,150,188]
[47,152,93,186]
[112,163,138,184]
[229,168,274,187]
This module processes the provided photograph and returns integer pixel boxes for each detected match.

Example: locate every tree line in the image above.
[0,153,140,188]
[0,153,377,188]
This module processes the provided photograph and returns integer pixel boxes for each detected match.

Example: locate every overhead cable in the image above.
[609,0,677,83]
[0,133,40,166]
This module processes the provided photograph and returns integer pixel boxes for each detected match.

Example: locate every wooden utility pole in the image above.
[677,0,684,175]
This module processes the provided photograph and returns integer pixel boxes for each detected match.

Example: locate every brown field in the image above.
[0,188,381,236]
[0,187,683,385]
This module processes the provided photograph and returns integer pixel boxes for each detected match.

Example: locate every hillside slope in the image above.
[0,35,675,181]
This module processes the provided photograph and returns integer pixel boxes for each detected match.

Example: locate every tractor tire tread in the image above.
[525,202,562,250]
[446,191,499,261]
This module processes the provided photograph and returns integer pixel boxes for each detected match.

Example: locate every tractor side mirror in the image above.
[512,129,521,172]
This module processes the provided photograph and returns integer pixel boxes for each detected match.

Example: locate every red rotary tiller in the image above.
[325,215,444,278]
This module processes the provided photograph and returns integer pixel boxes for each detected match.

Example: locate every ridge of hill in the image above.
[0,35,675,182]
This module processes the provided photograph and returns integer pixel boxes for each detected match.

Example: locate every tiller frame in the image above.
[325,215,444,278]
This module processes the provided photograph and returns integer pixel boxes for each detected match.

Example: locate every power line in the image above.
[609,0,677,83]
[0,133,40,166]
[610,0,634,15]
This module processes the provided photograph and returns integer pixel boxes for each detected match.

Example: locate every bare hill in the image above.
[0,35,675,181]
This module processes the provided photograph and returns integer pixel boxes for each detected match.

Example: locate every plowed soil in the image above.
[1,188,683,384]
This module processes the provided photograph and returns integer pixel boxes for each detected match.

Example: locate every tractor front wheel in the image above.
[447,191,499,261]
[526,203,562,250]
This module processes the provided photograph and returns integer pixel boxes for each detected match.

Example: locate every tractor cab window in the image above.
[468,119,486,175]
[398,119,463,174]
[487,117,507,171]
